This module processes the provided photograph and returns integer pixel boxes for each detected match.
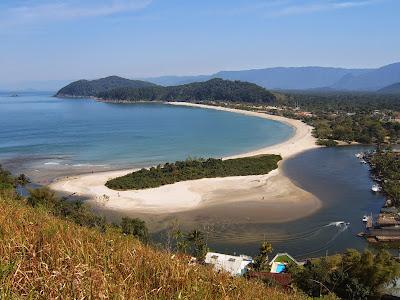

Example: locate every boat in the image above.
[10,94,19,97]
[371,184,381,192]
[362,215,368,222]
[332,221,350,227]
[355,153,363,159]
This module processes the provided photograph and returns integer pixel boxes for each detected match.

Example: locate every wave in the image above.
[71,163,107,167]
[44,162,60,165]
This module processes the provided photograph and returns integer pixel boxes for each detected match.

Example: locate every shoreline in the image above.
[50,102,321,221]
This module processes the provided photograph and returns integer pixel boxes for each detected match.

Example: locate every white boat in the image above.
[355,153,363,159]
[330,221,350,227]
[362,215,368,222]
[360,159,367,164]
[371,184,381,192]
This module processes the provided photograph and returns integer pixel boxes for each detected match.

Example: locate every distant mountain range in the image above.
[17,61,399,93]
[142,62,400,92]
[55,76,157,97]
[56,77,276,103]
[378,82,400,94]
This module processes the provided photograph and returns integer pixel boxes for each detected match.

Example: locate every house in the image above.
[204,252,253,276]
[247,272,293,290]
[269,252,301,274]
[295,111,313,118]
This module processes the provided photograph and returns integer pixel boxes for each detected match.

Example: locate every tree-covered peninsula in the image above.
[106,155,281,190]
[55,75,158,97]
[56,77,277,103]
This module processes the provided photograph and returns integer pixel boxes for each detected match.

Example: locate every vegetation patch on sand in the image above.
[106,154,281,190]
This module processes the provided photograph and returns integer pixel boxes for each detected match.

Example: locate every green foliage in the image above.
[27,187,107,231]
[185,229,208,262]
[370,150,400,205]
[252,242,273,272]
[309,115,399,144]
[316,139,338,147]
[106,155,281,190]
[27,187,58,208]
[121,217,148,243]
[56,76,157,97]
[97,78,276,103]
[0,165,19,192]
[0,168,14,192]
[289,249,400,298]
[15,174,30,186]
[280,91,400,145]
[283,91,400,113]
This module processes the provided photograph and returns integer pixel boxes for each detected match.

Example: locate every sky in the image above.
[0,0,399,89]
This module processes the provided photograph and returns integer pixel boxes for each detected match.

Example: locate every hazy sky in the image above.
[1,0,399,86]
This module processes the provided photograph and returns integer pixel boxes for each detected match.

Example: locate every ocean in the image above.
[0,92,293,180]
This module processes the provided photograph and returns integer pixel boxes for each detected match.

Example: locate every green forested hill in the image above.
[55,76,158,97]
[97,78,277,103]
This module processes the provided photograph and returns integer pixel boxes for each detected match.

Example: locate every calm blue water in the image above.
[0,92,293,179]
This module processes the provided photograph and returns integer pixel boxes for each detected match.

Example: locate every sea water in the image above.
[0,92,293,179]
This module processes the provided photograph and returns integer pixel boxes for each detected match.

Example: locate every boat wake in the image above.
[326,221,350,228]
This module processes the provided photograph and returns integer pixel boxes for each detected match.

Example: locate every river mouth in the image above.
[87,145,385,259]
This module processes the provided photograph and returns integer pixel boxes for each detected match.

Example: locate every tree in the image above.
[15,174,30,186]
[253,241,273,271]
[288,249,400,299]
[121,217,148,243]
[27,187,57,209]
[173,229,189,254]
[186,230,208,261]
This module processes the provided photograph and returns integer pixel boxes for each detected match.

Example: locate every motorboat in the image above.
[371,184,382,192]
[332,221,350,227]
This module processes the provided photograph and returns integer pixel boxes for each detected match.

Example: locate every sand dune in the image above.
[50,102,321,221]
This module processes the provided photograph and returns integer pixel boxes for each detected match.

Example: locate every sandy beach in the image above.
[50,102,321,222]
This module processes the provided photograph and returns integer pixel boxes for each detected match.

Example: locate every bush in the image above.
[27,187,58,208]
[289,249,400,298]
[316,139,338,147]
[121,217,148,242]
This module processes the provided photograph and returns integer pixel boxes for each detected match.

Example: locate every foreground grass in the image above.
[106,155,281,190]
[0,192,305,299]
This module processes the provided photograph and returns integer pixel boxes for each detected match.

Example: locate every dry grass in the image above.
[0,194,306,299]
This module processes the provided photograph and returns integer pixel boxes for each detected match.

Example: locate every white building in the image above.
[204,252,253,276]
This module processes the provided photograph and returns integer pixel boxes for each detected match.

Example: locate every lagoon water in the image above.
[0,92,293,180]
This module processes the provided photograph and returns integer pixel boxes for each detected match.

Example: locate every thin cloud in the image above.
[267,0,382,17]
[208,0,292,17]
[0,0,152,28]
[209,0,384,18]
